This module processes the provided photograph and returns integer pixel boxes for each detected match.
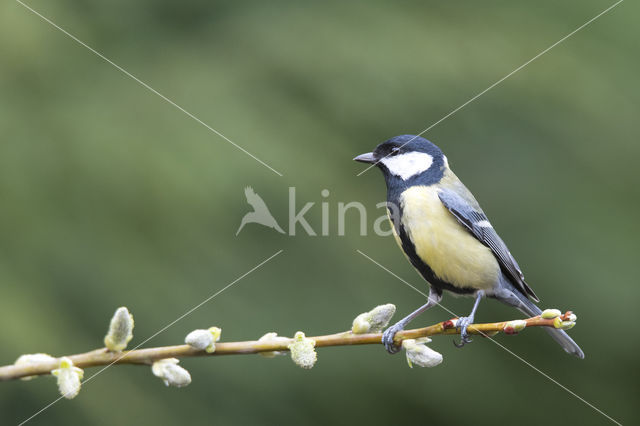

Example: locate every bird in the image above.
[354,135,584,358]
[236,187,285,235]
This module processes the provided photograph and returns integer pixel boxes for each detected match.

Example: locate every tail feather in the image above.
[495,277,585,359]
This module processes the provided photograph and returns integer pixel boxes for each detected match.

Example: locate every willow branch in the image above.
[0,311,575,382]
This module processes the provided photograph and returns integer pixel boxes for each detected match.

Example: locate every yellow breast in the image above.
[398,186,499,290]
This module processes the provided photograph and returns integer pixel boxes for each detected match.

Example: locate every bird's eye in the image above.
[390,147,401,156]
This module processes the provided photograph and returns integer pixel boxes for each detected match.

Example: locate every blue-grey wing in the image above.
[438,188,539,302]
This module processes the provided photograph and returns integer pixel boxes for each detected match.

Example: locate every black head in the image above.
[354,135,446,190]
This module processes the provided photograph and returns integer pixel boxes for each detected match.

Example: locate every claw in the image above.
[453,334,473,348]
[453,316,474,348]
[381,324,404,354]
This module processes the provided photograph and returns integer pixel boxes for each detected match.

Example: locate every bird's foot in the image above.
[453,316,474,348]
[382,323,405,354]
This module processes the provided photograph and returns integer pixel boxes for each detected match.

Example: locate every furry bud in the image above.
[503,319,527,335]
[541,309,562,319]
[151,358,191,387]
[257,332,290,358]
[104,307,134,351]
[185,327,221,353]
[402,338,443,368]
[51,357,84,399]
[288,332,317,369]
[553,317,576,330]
[14,353,57,381]
[351,304,396,334]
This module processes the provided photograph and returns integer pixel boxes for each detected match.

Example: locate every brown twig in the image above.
[0,311,575,382]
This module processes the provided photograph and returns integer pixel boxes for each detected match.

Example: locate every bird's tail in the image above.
[514,292,585,359]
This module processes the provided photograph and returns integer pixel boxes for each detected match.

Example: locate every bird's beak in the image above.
[353,152,376,164]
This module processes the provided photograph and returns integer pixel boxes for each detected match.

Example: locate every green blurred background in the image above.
[1,0,638,424]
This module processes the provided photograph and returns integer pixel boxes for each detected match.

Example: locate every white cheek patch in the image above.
[380,152,434,180]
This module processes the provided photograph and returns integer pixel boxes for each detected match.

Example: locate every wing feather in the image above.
[438,189,539,302]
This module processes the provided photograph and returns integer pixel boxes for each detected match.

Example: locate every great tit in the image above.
[355,135,584,358]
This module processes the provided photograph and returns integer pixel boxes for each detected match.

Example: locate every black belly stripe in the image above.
[392,210,477,296]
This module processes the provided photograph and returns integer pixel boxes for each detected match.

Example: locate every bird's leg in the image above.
[382,288,442,354]
[454,290,485,348]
